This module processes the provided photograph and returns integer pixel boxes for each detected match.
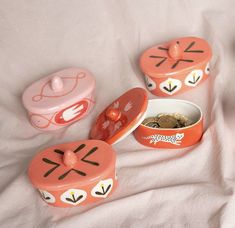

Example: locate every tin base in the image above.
[134,99,203,149]
[144,62,210,97]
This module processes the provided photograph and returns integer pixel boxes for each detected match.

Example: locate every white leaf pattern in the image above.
[91,179,113,198]
[62,104,84,121]
[159,78,182,95]
[114,121,122,132]
[113,101,119,109]
[60,189,87,206]
[185,70,203,87]
[102,120,110,129]
[124,102,132,112]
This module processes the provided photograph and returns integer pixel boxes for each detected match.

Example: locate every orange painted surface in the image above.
[90,88,148,145]
[140,37,212,96]
[28,140,117,207]
[134,119,203,149]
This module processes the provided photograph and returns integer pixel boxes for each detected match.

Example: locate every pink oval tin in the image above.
[28,140,117,207]
[22,68,96,130]
[140,37,212,96]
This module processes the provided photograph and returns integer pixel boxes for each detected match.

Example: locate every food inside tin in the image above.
[142,113,193,129]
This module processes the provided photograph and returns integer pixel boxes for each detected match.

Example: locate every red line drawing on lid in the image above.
[32,72,86,102]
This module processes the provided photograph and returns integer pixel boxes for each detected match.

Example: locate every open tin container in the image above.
[28,140,117,207]
[22,68,96,131]
[140,37,212,96]
[90,88,203,149]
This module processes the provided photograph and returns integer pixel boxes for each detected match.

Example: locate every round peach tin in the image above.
[28,140,117,207]
[22,68,95,131]
[90,88,203,149]
[140,36,212,96]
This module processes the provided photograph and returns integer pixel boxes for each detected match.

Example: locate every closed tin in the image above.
[140,37,212,96]
[28,140,117,207]
[22,68,95,130]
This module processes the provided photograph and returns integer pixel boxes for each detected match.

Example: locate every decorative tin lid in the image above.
[28,140,116,191]
[90,88,148,144]
[140,37,212,78]
[22,68,95,114]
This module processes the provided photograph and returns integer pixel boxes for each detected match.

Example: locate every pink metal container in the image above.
[22,68,95,131]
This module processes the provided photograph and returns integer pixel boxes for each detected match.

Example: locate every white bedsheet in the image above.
[0,0,235,227]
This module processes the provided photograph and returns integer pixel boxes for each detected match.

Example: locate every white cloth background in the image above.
[0,0,235,227]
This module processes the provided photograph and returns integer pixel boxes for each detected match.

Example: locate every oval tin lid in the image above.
[28,140,116,191]
[140,37,212,78]
[90,87,148,145]
[22,68,95,114]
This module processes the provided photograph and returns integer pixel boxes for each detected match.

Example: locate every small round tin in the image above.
[28,140,117,207]
[90,88,203,149]
[22,67,95,131]
[140,37,212,96]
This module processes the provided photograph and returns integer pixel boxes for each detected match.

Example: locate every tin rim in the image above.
[139,99,203,131]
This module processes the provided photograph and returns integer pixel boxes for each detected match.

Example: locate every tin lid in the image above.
[90,87,148,145]
[22,68,95,114]
[28,140,116,191]
[140,36,212,78]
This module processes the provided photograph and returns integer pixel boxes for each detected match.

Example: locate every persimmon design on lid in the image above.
[28,140,117,207]
[140,37,212,96]
[90,88,148,145]
[140,37,212,77]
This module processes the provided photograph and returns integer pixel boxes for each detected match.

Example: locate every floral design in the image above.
[60,189,87,205]
[114,121,122,132]
[29,97,94,129]
[54,100,88,124]
[185,70,203,87]
[159,78,182,95]
[124,102,132,112]
[91,179,113,198]
[102,120,110,129]
[39,189,56,204]
[101,100,133,131]
[144,75,157,91]
[113,101,120,109]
